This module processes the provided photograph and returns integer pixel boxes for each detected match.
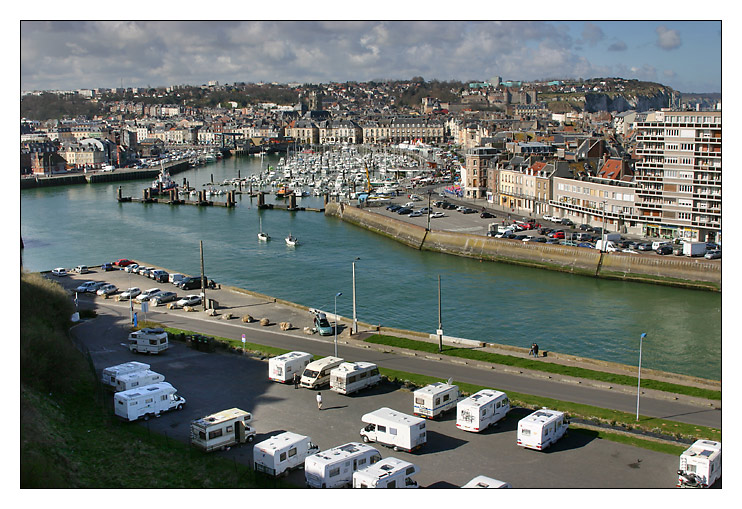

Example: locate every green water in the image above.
[20,155,722,380]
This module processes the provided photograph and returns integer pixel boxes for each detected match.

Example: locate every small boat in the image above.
[285,233,298,246]
[258,217,270,241]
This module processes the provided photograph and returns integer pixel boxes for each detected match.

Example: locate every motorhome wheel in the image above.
[177,403,183,410]
[143,414,150,421]
[247,435,254,443]
[362,436,369,443]
[393,446,399,452]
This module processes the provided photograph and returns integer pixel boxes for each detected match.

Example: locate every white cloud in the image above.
[656,26,682,50]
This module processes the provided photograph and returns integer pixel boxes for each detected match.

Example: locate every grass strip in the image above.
[365,334,720,401]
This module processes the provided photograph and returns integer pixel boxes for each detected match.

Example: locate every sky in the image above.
[19,18,722,94]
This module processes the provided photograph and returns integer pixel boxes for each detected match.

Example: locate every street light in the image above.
[334,292,343,357]
[352,258,360,335]
[636,332,647,421]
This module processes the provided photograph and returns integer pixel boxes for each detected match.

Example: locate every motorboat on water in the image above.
[149,169,177,194]
[285,233,298,246]
[258,217,270,241]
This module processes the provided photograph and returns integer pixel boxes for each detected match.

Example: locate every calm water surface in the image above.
[20,155,722,380]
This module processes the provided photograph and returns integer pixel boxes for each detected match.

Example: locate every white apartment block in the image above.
[634,110,721,243]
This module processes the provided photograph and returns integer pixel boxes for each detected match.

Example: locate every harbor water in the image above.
[20,155,722,380]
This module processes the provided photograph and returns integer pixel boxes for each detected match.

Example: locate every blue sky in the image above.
[20,20,722,93]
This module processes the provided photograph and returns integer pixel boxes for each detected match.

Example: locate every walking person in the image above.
[528,343,535,357]
[316,392,323,411]
[293,372,300,389]
[533,343,539,358]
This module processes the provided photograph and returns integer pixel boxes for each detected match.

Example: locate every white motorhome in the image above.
[114,369,165,392]
[101,361,150,390]
[359,407,427,452]
[300,356,344,389]
[113,382,186,421]
[253,432,319,477]
[456,389,510,432]
[352,457,419,489]
[190,408,256,452]
[677,440,722,488]
[330,362,381,395]
[461,475,512,488]
[304,442,382,488]
[413,381,459,419]
[128,327,169,354]
[268,351,313,383]
[517,408,568,450]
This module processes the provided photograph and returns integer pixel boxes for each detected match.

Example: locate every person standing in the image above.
[533,343,539,358]
[293,372,300,389]
[316,392,323,411]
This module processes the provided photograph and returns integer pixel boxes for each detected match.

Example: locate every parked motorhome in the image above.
[413,381,459,419]
[127,327,169,354]
[352,457,419,488]
[269,351,313,383]
[113,382,186,421]
[677,440,722,488]
[101,361,150,390]
[114,369,165,392]
[516,408,568,450]
[461,475,512,488]
[253,432,319,477]
[304,442,382,488]
[300,356,344,389]
[190,408,256,452]
[359,407,427,452]
[456,389,510,432]
[330,362,381,395]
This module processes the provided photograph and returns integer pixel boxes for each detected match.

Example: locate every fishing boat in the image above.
[285,233,298,246]
[275,186,293,199]
[149,167,178,195]
[258,217,270,241]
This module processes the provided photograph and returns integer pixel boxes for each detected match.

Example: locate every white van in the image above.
[101,361,150,390]
[461,475,512,488]
[517,408,568,450]
[268,351,313,384]
[413,381,459,419]
[169,273,185,285]
[330,362,381,395]
[359,407,427,452]
[113,382,186,421]
[456,389,510,432]
[74,265,89,274]
[677,440,721,488]
[352,457,419,488]
[128,327,169,354]
[190,408,256,452]
[304,442,381,488]
[114,369,165,392]
[253,432,319,477]
[300,356,344,389]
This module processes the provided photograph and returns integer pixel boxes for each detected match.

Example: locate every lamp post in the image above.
[334,292,343,357]
[601,201,607,251]
[636,332,647,421]
[352,258,360,335]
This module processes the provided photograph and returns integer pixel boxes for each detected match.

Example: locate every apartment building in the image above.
[462,147,499,199]
[285,119,319,145]
[319,118,362,144]
[498,160,560,216]
[634,110,721,242]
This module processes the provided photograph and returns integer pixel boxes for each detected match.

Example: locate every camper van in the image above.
[101,361,150,390]
[677,440,722,488]
[456,389,510,432]
[359,407,427,452]
[268,351,313,383]
[253,432,319,477]
[114,369,165,392]
[461,475,512,488]
[304,442,382,488]
[127,327,169,354]
[352,457,420,488]
[300,356,344,389]
[113,382,186,421]
[330,362,381,395]
[516,408,568,450]
[413,381,459,419]
[190,408,256,452]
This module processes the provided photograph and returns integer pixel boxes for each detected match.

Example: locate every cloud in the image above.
[581,22,604,45]
[656,26,682,50]
[607,40,627,52]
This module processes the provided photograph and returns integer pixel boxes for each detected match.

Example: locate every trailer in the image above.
[300,356,344,389]
[253,432,319,477]
[352,457,419,488]
[461,475,511,488]
[101,361,150,390]
[127,327,169,354]
[683,242,707,257]
[359,407,427,452]
[268,351,313,383]
[330,362,381,395]
[456,389,510,432]
[677,440,721,488]
[304,442,382,488]
[516,408,568,450]
[113,382,186,421]
[190,408,256,452]
[413,380,459,419]
[114,369,165,392]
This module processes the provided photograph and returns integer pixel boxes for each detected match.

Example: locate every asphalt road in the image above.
[71,303,680,488]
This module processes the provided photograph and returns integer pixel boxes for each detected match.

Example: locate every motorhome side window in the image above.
[360,371,367,379]
[522,428,531,435]
[358,458,366,466]
[209,429,223,439]
[406,466,415,475]
[329,468,340,477]
[288,448,297,458]
[226,426,233,433]
[149,340,157,345]
[378,425,386,433]
[280,452,287,462]
[496,401,500,408]
[390,428,397,435]
[387,480,396,488]
[443,394,449,402]
[435,398,440,405]
[161,395,167,401]
[415,397,424,404]
[146,398,153,403]
[199,431,206,439]
[348,375,357,383]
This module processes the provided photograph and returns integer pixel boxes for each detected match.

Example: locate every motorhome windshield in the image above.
[304,369,319,378]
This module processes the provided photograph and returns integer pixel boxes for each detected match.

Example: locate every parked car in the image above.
[51,267,67,277]
[545,238,560,244]
[542,214,554,222]
[409,210,423,217]
[462,208,477,214]
[480,211,495,218]
[656,245,674,255]
[114,259,135,267]
[313,312,333,336]
[592,227,603,235]
[418,207,431,214]
[151,270,169,283]
[705,242,720,251]
[578,224,592,231]
[577,242,595,248]
[119,287,141,300]
[124,263,140,273]
[75,281,99,293]
[637,243,653,251]
[560,218,574,226]
[431,211,445,218]
[673,245,684,256]
[549,231,565,239]
[178,277,217,290]
[177,294,202,307]
[97,284,118,296]
[151,291,178,306]
[704,250,721,260]
[396,207,413,215]
[74,265,90,274]
[101,262,114,271]
[136,288,163,302]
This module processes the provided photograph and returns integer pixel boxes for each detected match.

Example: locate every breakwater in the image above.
[326,202,721,291]
[20,160,191,189]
